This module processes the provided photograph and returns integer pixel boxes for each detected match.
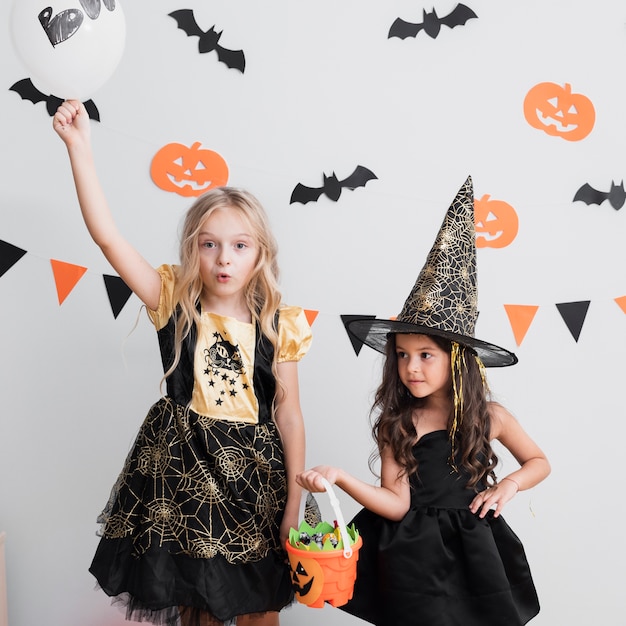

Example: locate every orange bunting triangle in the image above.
[503,304,539,346]
[615,296,626,314]
[304,309,319,327]
[50,259,87,305]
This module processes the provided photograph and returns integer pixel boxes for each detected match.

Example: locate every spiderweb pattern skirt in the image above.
[89,397,294,625]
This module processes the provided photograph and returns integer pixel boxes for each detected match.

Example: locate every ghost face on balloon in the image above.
[10,0,126,100]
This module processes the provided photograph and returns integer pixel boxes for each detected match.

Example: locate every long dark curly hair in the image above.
[370,333,498,490]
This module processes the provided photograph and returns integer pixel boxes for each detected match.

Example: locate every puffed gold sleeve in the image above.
[146,264,179,331]
[277,306,313,363]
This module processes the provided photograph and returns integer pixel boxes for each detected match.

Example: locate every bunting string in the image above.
[2,238,626,351]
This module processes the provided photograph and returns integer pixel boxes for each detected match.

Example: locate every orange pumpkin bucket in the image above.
[286,479,362,608]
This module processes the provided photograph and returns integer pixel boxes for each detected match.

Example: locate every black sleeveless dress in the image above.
[341,430,540,626]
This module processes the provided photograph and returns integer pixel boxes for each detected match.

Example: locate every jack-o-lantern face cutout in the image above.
[523,82,595,141]
[474,194,519,249]
[289,557,324,606]
[150,141,229,197]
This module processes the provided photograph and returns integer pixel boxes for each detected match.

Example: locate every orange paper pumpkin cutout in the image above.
[150,141,229,197]
[474,194,519,249]
[523,82,595,141]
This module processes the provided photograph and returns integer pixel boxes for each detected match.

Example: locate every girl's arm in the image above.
[297,445,411,522]
[274,360,306,545]
[470,402,551,518]
[53,100,161,310]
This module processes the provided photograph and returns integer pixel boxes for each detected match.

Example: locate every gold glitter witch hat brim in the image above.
[347,176,517,367]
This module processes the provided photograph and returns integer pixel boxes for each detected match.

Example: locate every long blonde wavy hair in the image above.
[165,187,282,380]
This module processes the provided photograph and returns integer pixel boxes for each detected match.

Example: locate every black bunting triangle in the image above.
[341,314,376,355]
[556,301,590,342]
[0,240,27,277]
[103,274,133,319]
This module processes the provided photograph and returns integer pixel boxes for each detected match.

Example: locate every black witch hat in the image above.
[347,176,517,367]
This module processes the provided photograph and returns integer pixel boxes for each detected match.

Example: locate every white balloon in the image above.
[10,0,126,101]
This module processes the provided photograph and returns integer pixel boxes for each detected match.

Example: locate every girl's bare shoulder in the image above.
[486,401,516,439]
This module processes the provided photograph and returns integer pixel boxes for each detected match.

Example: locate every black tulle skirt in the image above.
[90,397,294,625]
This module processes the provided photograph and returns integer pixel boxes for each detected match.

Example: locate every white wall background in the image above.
[1,0,625,624]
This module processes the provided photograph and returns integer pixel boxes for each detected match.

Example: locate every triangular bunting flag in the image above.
[341,314,376,356]
[103,274,133,319]
[303,309,319,327]
[503,304,539,346]
[614,295,626,315]
[0,240,27,277]
[556,301,590,342]
[50,259,87,305]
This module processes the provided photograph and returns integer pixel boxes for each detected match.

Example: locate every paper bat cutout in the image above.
[168,9,246,73]
[10,78,100,120]
[573,181,626,210]
[389,3,477,40]
[290,166,377,204]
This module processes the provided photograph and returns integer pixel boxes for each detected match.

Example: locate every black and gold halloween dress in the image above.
[341,430,540,626]
[89,265,312,626]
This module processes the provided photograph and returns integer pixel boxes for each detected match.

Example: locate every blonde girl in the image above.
[53,101,311,626]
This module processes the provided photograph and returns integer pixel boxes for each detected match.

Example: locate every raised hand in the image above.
[52,99,91,147]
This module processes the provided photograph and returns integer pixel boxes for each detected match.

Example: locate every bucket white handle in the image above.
[319,477,353,558]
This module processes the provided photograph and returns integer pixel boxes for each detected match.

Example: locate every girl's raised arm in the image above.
[53,100,162,310]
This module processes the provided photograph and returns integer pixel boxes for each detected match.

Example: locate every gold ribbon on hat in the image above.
[449,343,489,471]
[449,342,465,471]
